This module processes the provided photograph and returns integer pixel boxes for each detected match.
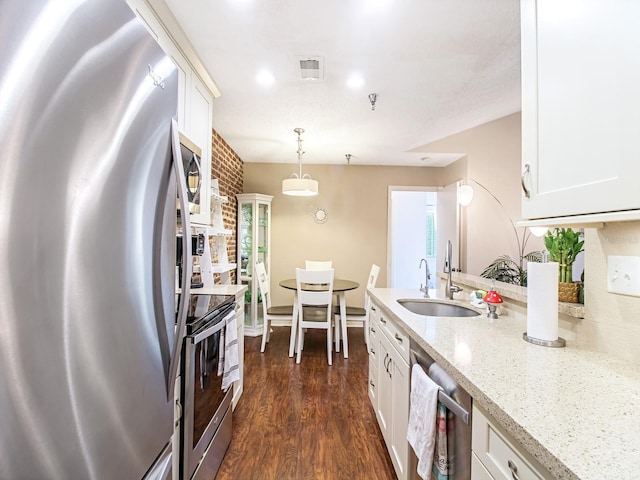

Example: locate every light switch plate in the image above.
[607,255,640,297]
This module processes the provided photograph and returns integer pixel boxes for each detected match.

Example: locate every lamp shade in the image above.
[282,177,318,196]
[529,226,549,237]
[457,184,474,206]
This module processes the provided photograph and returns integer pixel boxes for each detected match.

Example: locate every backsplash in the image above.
[580,221,640,364]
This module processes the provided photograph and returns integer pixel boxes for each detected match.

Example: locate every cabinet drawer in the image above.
[377,311,409,363]
[472,452,494,480]
[472,405,551,480]
[369,302,381,324]
[368,319,379,357]
[368,358,377,407]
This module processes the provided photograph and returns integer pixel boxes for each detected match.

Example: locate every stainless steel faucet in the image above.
[444,240,462,300]
[419,258,430,298]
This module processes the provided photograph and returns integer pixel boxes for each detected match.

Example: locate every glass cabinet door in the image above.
[236,194,273,337]
[239,202,254,278]
[257,202,269,267]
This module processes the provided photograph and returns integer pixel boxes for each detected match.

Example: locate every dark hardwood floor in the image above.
[216,326,397,480]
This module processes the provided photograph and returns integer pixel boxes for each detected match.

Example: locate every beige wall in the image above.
[244,163,454,306]
[412,113,640,363]
[422,112,545,275]
[581,222,640,364]
[237,112,640,364]
[242,112,534,306]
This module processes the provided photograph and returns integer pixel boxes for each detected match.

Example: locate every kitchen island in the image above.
[368,285,640,480]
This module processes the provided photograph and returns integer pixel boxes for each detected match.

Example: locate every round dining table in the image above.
[279,278,359,359]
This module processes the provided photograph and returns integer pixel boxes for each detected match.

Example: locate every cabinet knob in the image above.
[369,380,375,387]
[380,317,386,325]
[507,459,520,480]
[521,164,531,199]
[370,348,375,355]
[394,333,403,343]
[370,327,376,333]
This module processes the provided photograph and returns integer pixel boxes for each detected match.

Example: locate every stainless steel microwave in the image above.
[178,132,203,215]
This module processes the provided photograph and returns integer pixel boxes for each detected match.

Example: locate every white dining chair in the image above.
[295,268,334,365]
[255,262,294,352]
[305,260,332,270]
[334,264,380,348]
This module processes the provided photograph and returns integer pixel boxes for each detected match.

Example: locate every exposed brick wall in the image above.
[211,129,243,284]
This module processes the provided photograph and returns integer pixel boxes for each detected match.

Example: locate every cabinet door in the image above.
[472,405,551,480]
[376,337,393,447]
[389,346,410,480]
[186,73,213,225]
[521,0,640,219]
[126,0,189,131]
[162,41,189,132]
[472,452,495,480]
[367,319,379,408]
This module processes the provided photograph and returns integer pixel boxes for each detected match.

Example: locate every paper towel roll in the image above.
[527,261,559,341]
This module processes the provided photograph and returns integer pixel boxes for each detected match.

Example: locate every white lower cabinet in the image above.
[369,301,410,480]
[472,452,494,480]
[367,316,379,406]
[472,405,552,480]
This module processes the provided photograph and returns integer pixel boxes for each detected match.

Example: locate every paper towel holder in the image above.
[522,333,566,348]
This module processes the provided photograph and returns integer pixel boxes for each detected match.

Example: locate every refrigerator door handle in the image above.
[167,118,192,399]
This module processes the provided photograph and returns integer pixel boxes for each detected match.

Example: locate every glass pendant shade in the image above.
[282,127,318,196]
[282,176,318,196]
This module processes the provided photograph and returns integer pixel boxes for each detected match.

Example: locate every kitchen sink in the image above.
[397,299,481,317]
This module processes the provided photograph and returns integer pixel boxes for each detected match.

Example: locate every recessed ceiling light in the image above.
[256,70,275,86]
[347,74,364,89]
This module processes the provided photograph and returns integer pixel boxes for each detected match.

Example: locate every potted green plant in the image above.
[480,227,543,287]
[544,227,584,303]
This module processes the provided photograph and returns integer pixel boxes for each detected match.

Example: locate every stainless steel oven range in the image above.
[180,294,236,480]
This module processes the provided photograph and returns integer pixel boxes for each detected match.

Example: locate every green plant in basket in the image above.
[544,228,584,283]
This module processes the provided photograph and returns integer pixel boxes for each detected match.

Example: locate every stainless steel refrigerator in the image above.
[0,0,192,478]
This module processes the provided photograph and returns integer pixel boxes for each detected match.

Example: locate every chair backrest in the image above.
[255,261,271,309]
[296,268,334,308]
[367,264,381,290]
[364,264,381,308]
[305,260,333,270]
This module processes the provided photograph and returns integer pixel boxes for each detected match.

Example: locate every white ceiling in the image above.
[164,0,522,167]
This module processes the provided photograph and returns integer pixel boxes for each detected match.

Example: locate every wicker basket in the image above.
[558,282,579,303]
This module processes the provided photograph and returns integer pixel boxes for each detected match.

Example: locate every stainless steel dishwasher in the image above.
[409,339,472,480]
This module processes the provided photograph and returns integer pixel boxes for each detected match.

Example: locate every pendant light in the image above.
[282,127,318,196]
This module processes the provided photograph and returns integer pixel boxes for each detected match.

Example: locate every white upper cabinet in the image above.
[521,0,640,221]
[183,73,213,224]
[127,0,215,225]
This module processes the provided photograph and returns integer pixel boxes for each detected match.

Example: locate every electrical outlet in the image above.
[607,255,640,297]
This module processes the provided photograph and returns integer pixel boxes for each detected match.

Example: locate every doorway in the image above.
[387,183,460,289]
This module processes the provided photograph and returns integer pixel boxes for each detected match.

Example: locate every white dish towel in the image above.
[407,363,440,480]
[219,312,240,391]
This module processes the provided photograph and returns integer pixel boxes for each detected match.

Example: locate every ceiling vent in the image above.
[296,55,324,81]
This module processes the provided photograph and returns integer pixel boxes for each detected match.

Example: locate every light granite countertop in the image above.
[368,286,640,480]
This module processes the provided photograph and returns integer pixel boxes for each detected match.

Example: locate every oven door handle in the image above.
[190,309,234,344]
